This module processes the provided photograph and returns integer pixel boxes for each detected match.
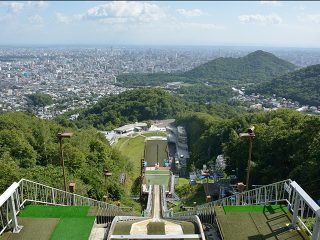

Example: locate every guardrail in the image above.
[160,185,173,218]
[0,182,22,235]
[0,178,138,236]
[172,179,320,239]
[143,185,153,217]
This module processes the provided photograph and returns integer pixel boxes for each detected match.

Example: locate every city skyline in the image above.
[0,1,320,48]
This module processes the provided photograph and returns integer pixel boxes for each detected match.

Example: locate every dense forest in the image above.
[71,88,192,130]
[56,87,243,130]
[249,64,320,106]
[116,50,296,87]
[176,109,320,198]
[0,112,139,208]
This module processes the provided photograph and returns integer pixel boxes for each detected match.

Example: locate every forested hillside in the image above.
[249,64,320,106]
[74,88,192,130]
[177,109,320,198]
[117,50,296,87]
[0,112,138,208]
[184,50,296,83]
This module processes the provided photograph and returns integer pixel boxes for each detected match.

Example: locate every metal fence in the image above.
[172,179,320,239]
[143,185,153,217]
[0,178,137,236]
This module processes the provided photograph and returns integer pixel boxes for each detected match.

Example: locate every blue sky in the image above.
[0,1,320,47]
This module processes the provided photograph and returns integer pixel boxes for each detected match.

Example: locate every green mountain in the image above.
[250,64,320,106]
[117,50,297,87]
[75,88,191,130]
[184,50,297,83]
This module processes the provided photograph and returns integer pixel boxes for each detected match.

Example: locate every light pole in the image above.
[103,169,112,202]
[57,132,73,192]
[239,126,255,191]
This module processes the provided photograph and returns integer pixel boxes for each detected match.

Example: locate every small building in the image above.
[114,122,148,134]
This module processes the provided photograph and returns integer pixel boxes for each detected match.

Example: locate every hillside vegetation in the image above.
[184,50,296,83]
[177,109,320,198]
[117,50,296,87]
[0,112,138,208]
[249,64,320,106]
[74,88,192,130]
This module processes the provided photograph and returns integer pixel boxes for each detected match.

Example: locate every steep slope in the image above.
[250,64,320,106]
[184,50,297,83]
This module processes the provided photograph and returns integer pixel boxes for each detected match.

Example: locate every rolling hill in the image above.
[117,50,297,87]
[184,50,297,83]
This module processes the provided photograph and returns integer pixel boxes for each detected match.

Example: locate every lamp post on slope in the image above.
[239,126,255,191]
[57,132,73,192]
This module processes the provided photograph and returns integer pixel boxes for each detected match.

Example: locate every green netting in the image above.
[223,204,288,213]
[19,205,90,218]
[49,217,95,240]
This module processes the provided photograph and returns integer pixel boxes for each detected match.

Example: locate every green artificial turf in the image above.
[49,217,95,240]
[16,205,95,240]
[223,204,288,214]
[19,205,90,218]
[145,174,170,190]
[145,170,170,174]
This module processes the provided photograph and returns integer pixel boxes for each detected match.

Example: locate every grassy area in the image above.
[145,174,170,189]
[223,204,288,214]
[145,170,170,174]
[143,132,167,137]
[49,217,95,240]
[177,178,189,186]
[20,205,90,218]
[1,218,59,240]
[147,222,165,235]
[15,205,95,240]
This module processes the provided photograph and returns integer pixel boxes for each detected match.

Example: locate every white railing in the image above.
[288,181,320,239]
[18,179,132,212]
[0,182,22,235]
[172,179,320,239]
[211,179,292,207]
[0,178,137,236]
[161,185,173,218]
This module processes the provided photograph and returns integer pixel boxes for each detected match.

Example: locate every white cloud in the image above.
[55,13,72,24]
[27,1,49,10]
[28,15,44,25]
[260,1,281,6]
[176,8,203,17]
[83,1,166,23]
[8,2,24,13]
[239,14,282,24]
[299,14,320,24]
